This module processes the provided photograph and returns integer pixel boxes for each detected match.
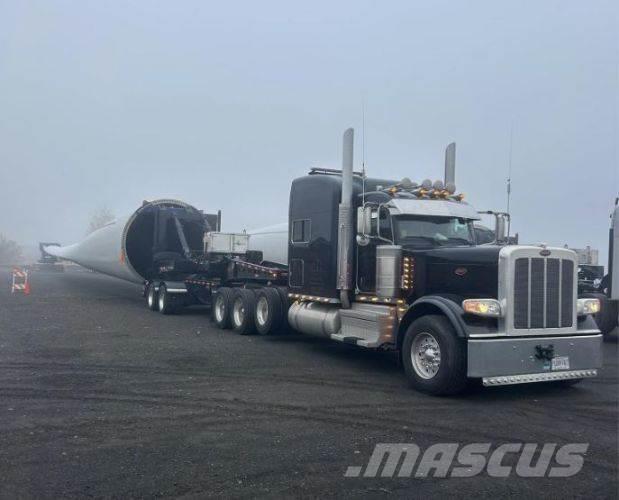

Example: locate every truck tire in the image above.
[146,283,159,311]
[212,287,233,329]
[402,315,467,396]
[254,287,283,335]
[158,284,177,315]
[231,289,257,335]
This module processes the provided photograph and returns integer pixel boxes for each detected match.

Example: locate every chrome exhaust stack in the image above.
[444,142,456,193]
[337,128,354,308]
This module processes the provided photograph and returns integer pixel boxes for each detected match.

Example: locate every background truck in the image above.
[45,129,603,395]
[576,200,619,336]
[35,242,64,271]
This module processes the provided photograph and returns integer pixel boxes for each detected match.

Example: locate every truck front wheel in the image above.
[402,315,467,396]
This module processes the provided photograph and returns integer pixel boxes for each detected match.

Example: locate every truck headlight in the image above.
[577,298,600,316]
[462,299,503,317]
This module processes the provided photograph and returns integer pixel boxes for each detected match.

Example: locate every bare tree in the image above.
[0,234,23,264]
[87,206,115,235]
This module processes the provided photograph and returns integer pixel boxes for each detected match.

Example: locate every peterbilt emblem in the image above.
[540,249,551,256]
[454,267,468,277]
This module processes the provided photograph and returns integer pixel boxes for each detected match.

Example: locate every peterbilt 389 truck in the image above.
[204,129,603,395]
[47,129,603,395]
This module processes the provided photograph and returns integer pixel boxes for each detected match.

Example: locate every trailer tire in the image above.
[158,285,177,315]
[231,289,257,335]
[212,287,233,329]
[402,315,467,396]
[255,288,283,335]
[146,283,159,311]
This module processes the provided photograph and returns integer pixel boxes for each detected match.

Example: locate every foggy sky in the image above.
[1,1,617,265]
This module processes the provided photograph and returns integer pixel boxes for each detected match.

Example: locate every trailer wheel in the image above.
[255,288,283,335]
[212,287,233,329]
[158,285,176,315]
[402,315,467,396]
[146,283,159,311]
[231,289,256,335]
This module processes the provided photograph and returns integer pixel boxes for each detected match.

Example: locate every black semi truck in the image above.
[576,199,619,336]
[143,129,603,395]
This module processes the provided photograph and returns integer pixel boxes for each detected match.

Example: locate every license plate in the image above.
[552,356,570,371]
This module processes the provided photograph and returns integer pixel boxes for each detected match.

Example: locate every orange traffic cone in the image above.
[24,279,31,295]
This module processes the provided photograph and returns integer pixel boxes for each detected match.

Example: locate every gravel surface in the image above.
[0,267,617,498]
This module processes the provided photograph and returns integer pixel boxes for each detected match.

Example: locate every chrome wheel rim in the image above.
[233,298,245,326]
[147,287,155,308]
[411,332,441,379]
[214,295,226,322]
[256,296,269,326]
[158,290,165,311]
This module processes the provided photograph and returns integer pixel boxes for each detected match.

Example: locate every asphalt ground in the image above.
[0,266,617,499]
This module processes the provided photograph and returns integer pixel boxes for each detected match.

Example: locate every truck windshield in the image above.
[393,215,475,249]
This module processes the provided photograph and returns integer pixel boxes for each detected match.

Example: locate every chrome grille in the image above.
[546,258,560,328]
[513,257,574,329]
[561,260,574,327]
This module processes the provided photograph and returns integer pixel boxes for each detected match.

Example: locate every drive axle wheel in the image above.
[402,315,467,396]
[146,283,159,311]
[254,287,284,335]
[231,289,256,335]
[212,287,233,329]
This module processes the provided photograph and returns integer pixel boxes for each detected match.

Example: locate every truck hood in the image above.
[405,245,503,301]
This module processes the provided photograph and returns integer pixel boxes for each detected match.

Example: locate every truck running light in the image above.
[576,298,601,316]
[462,299,502,317]
[401,256,414,290]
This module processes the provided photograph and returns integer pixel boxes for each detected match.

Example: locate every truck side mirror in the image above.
[357,206,372,236]
[356,206,373,246]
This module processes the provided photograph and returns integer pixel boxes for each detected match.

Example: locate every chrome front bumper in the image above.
[467,334,603,383]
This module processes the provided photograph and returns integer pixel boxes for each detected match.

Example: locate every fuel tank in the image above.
[44,199,207,284]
